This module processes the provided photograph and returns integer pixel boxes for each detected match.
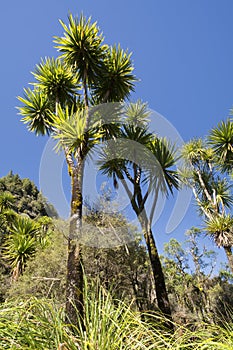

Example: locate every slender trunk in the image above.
[140,219,172,314]
[146,230,171,315]
[196,169,212,204]
[141,227,173,330]
[66,239,84,324]
[120,173,173,326]
[65,159,84,326]
[224,246,233,273]
[65,70,90,326]
[134,178,172,322]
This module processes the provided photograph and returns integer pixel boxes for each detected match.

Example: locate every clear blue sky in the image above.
[1,1,233,263]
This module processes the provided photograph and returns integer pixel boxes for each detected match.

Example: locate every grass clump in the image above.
[0,284,233,349]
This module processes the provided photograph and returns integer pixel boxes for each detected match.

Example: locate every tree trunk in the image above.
[120,174,173,327]
[65,161,84,326]
[66,240,84,324]
[224,246,233,273]
[139,214,173,329]
[12,261,21,282]
[141,229,174,331]
[146,230,172,314]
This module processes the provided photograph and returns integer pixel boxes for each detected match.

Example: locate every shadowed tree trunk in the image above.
[119,170,173,329]
[65,159,84,326]
[139,213,173,329]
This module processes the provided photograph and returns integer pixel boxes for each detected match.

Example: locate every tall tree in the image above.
[99,101,179,325]
[180,137,233,272]
[17,13,136,324]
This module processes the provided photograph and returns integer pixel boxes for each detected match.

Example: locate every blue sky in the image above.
[1,1,233,262]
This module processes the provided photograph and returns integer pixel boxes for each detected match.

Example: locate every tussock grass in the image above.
[0,284,232,349]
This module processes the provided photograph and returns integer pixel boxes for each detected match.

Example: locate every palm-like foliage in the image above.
[18,58,80,136]
[148,137,179,196]
[98,124,153,191]
[18,88,52,135]
[208,118,233,173]
[18,13,136,325]
[98,101,178,323]
[181,138,214,166]
[32,57,80,107]
[54,14,136,105]
[51,105,100,156]
[180,133,233,272]
[89,103,123,140]
[121,123,152,144]
[93,44,136,103]
[213,179,233,211]
[4,233,36,281]
[124,100,150,127]
[180,139,221,212]
[180,139,233,213]
[10,216,40,237]
[98,142,127,190]
[205,214,233,248]
[3,217,39,281]
[99,121,178,199]
[54,14,105,84]
[194,173,232,214]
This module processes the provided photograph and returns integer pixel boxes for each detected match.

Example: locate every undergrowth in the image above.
[0,283,232,349]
